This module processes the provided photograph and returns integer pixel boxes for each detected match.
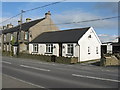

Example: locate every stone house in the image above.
[1,11,58,53]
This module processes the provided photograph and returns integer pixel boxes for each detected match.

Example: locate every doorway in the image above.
[59,43,62,57]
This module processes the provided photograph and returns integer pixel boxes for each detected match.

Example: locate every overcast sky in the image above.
[1,1,119,43]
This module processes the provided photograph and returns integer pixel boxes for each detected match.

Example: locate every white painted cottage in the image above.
[29,27,101,62]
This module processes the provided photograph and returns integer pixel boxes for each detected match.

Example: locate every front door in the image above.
[59,43,62,57]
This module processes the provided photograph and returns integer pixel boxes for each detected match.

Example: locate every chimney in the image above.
[18,20,21,25]
[45,11,51,18]
[26,18,31,22]
[7,23,13,29]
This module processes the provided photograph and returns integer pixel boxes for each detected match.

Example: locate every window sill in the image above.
[45,52,53,54]
[32,52,38,54]
[66,54,73,56]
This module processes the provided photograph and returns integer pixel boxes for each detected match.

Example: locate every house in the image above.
[101,37,120,54]
[1,11,58,54]
[29,27,101,62]
[0,30,2,51]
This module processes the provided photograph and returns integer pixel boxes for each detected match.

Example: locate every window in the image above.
[10,34,13,41]
[33,44,38,52]
[46,44,53,53]
[88,35,92,39]
[24,32,29,40]
[67,44,74,55]
[88,47,90,54]
[4,35,6,42]
[96,47,98,54]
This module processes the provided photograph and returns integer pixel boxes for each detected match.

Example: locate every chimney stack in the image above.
[7,23,13,29]
[18,20,21,25]
[45,11,51,18]
[26,18,31,22]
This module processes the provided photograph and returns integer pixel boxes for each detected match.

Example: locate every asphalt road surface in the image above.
[2,56,120,89]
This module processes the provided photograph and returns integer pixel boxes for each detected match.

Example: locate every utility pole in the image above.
[16,10,24,56]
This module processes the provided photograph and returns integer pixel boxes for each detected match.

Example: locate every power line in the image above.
[24,0,66,12]
[41,16,119,26]
[0,13,21,24]
[0,0,66,24]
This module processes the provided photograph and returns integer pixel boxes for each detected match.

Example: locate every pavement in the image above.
[2,74,39,88]
[2,56,120,89]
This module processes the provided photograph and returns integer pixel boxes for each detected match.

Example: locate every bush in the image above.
[2,51,11,56]
[17,53,51,62]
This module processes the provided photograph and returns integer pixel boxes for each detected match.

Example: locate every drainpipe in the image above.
[78,45,80,62]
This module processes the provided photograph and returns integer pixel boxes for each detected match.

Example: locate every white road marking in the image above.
[3,74,45,88]
[20,65,50,72]
[72,74,120,83]
[2,61,11,64]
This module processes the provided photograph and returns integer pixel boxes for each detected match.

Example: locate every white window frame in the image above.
[10,34,13,41]
[96,47,98,54]
[67,44,74,56]
[33,44,38,53]
[46,44,53,54]
[24,32,29,40]
[4,34,6,42]
[88,47,90,54]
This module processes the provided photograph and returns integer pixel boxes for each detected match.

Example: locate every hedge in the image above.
[17,53,78,64]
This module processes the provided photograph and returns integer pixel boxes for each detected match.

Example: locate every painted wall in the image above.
[107,44,112,54]
[29,43,79,58]
[78,27,101,62]
[29,43,59,56]
[62,43,79,58]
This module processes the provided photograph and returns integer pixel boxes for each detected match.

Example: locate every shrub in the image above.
[17,53,77,64]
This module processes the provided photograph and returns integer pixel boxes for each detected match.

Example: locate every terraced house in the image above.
[1,11,58,54]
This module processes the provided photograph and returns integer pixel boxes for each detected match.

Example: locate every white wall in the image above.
[29,43,59,56]
[29,43,79,58]
[107,44,112,54]
[78,27,101,62]
[62,43,79,58]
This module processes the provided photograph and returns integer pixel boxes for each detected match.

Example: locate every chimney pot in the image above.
[7,23,13,29]
[18,20,21,25]
[45,11,51,18]
[26,18,31,22]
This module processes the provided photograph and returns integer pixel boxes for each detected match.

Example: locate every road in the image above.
[2,56,120,89]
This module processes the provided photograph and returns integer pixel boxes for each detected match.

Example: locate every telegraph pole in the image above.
[16,10,24,56]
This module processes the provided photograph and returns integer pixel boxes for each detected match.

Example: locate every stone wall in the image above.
[100,55,120,66]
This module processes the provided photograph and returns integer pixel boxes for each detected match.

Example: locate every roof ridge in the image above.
[44,27,90,34]
[2,18,45,33]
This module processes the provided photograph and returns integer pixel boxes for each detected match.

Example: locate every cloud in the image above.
[98,34,109,37]
[52,10,118,30]
[98,34,118,43]
[94,2,118,14]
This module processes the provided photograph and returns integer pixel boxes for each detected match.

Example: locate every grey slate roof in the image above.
[31,27,90,43]
[2,18,45,34]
